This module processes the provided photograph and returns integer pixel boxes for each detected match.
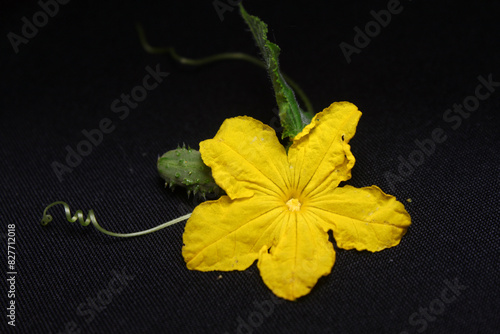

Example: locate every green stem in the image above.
[135,23,314,115]
[41,201,190,238]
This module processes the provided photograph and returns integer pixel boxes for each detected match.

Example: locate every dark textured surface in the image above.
[1,1,499,333]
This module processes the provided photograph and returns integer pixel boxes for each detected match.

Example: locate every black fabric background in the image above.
[1,1,499,333]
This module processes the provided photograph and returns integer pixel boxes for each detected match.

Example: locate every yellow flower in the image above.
[182,101,411,301]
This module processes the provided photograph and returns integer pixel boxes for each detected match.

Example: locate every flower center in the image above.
[286,198,302,212]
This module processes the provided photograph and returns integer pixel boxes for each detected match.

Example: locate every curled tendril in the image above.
[135,22,314,115]
[41,201,191,238]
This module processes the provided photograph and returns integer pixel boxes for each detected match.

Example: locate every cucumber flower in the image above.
[182,101,411,301]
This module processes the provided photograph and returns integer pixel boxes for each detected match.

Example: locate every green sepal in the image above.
[240,4,313,140]
[157,145,224,198]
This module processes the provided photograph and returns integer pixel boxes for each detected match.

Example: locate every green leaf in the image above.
[240,4,313,140]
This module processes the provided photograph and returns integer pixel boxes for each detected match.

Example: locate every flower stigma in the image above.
[286,198,302,212]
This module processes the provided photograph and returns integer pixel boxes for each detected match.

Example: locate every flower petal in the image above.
[309,185,411,252]
[257,211,335,301]
[200,116,291,200]
[182,194,284,271]
[287,102,361,198]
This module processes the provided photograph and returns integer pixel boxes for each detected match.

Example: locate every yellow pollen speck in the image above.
[286,198,302,212]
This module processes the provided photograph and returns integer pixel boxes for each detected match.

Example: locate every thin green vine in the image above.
[41,201,191,238]
[135,23,314,115]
